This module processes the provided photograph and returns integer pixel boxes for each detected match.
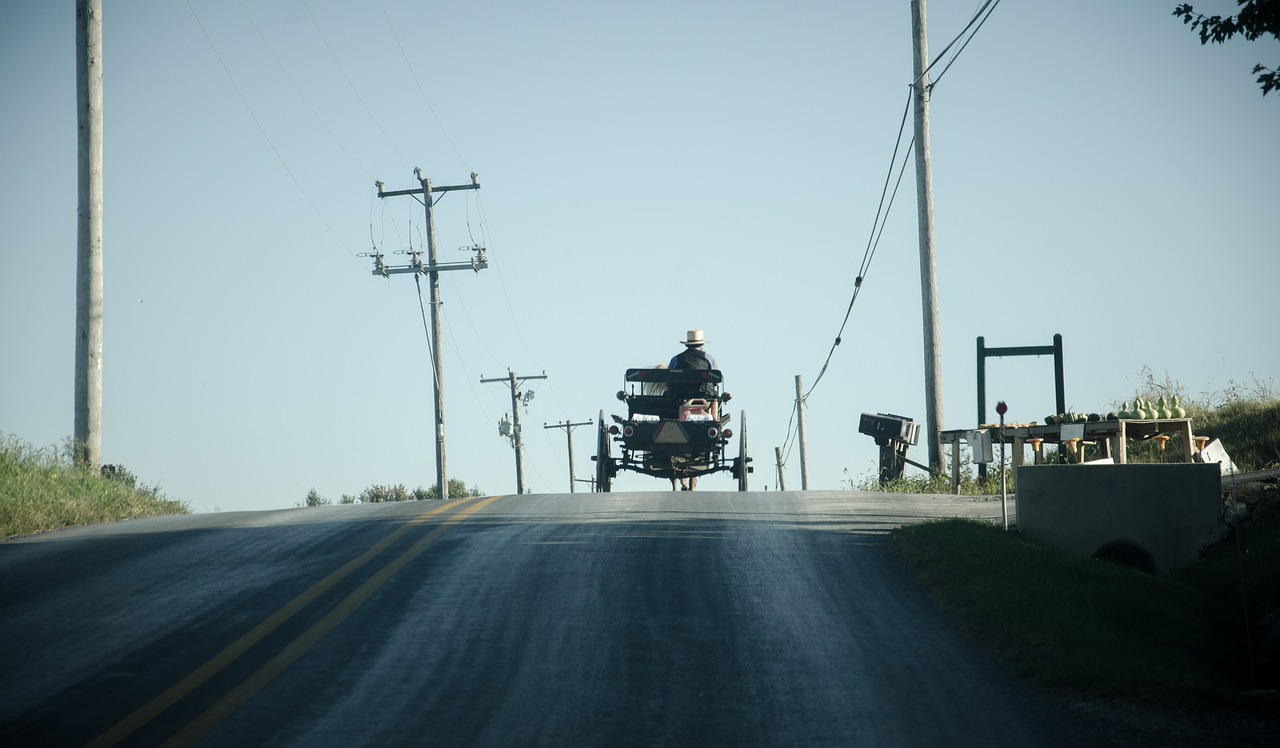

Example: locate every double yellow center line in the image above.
[89,495,503,747]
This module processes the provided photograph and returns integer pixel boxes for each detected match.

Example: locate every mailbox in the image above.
[858,413,920,446]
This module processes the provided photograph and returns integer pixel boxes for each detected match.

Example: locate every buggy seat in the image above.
[624,368,723,420]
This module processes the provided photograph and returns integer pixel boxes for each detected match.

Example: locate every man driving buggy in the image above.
[669,329,717,372]
[668,329,720,419]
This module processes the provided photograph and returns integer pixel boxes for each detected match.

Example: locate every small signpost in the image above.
[996,401,1009,530]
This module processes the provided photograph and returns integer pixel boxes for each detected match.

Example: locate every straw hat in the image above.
[680,330,707,346]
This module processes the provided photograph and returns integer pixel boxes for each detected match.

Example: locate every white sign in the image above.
[1198,439,1239,475]
[967,429,993,464]
[1060,423,1085,441]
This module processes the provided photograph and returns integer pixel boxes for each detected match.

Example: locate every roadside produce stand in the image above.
[940,418,1197,494]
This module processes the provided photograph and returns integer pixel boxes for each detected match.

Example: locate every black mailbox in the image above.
[858,412,920,445]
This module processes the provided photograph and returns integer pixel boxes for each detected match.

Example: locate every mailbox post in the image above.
[996,400,1009,530]
[858,413,921,486]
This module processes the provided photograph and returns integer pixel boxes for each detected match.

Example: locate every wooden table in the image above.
[939,419,1195,493]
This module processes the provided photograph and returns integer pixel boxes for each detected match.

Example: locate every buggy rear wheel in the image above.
[595,409,613,493]
[735,410,750,492]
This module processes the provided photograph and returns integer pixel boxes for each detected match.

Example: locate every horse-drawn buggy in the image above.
[593,367,751,491]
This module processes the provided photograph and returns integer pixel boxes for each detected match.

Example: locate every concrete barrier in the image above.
[1015,463,1223,575]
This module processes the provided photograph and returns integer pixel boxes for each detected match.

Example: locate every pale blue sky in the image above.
[2,1,1276,512]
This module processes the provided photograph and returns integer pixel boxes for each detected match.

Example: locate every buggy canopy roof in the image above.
[625,367,723,385]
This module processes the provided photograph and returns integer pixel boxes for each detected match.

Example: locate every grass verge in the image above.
[0,435,189,540]
[890,514,1279,704]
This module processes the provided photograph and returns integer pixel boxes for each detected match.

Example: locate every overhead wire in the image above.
[184,0,358,263]
[413,273,443,397]
[928,0,1002,91]
[806,90,914,401]
[236,0,375,182]
[195,0,541,490]
[367,5,577,440]
[302,0,414,169]
[782,96,916,464]
[357,21,535,440]
[367,1,577,429]
[469,193,577,424]
[376,0,469,172]
[369,2,578,435]
[780,0,1003,467]
[388,180,526,455]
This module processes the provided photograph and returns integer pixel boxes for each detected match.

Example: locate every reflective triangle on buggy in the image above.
[654,422,688,444]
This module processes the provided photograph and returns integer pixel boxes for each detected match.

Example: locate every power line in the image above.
[784,129,916,464]
[236,0,374,181]
[929,0,1003,90]
[781,0,1005,466]
[413,272,441,394]
[377,0,469,171]
[910,0,1000,90]
[470,193,575,422]
[364,170,486,502]
[184,0,359,264]
[302,0,414,168]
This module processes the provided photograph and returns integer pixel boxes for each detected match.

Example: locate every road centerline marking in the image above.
[87,497,488,748]
[161,495,504,746]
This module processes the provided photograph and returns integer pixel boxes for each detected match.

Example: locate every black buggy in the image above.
[593,367,751,492]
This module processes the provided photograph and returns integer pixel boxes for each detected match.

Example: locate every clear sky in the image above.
[2,1,1276,513]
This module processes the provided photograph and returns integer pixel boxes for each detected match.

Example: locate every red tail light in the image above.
[608,425,620,435]
[723,429,733,439]
[707,427,719,439]
[623,425,634,437]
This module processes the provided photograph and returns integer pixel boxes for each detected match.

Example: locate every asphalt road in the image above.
[0,490,1090,747]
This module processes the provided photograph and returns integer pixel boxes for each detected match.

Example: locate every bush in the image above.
[312,478,483,506]
[1122,368,1278,470]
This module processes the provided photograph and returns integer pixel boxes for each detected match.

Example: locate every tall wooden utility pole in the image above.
[912,0,945,471]
[544,419,592,493]
[794,375,809,490]
[482,370,547,494]
[75,0,104,473]
[371,170,484,501]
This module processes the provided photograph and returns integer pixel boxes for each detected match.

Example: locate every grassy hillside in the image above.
[0,435,188,539]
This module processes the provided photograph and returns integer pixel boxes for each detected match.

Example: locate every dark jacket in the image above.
[671,347,712,371]
[669,347,717,399]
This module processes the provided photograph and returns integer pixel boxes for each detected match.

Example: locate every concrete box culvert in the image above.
[1014,463,1223,575]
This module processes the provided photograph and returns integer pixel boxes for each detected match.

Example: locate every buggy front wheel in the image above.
[595,409,613,493]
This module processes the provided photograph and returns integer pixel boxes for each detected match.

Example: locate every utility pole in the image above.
[912,0,945,471]
[544,419,592,493]
[482,370,547,494]
[368,170,484,501]
[775,447,787,491]
[794,375,809,490]
[74,0,104,473]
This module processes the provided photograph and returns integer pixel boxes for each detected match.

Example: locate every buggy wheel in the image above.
[736,410,749,492]
[595,409,612,493]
